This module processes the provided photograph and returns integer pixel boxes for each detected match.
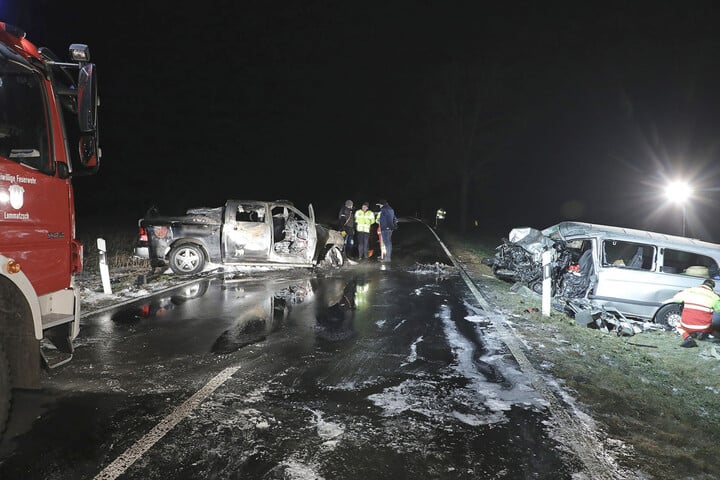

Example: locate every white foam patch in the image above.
[368,304,547,426]
[307,408,345,442]
[401,336,423,366]
[281,458,326,480]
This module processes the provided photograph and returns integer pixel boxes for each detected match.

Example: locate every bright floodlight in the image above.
[665,181,692,204]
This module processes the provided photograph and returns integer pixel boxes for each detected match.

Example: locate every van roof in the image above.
[543,221,720,252]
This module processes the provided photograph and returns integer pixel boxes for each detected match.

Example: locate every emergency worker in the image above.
[354,202,376,260]
[376,199,397,263]
[338,200,355,257]
[670,278,720,347]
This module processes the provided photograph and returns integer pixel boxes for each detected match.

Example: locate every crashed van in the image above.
[489,221,720,328]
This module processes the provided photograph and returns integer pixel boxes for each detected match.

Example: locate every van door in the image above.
[589,239,660,319]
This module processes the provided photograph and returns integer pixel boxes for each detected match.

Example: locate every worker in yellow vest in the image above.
[354,202,376,260]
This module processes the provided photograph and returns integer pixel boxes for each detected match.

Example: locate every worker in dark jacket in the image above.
[670,278,720,347]
[338,199,355,257]
[376,199,397,263]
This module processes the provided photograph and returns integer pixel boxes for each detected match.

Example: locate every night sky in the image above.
[6,2,720,240]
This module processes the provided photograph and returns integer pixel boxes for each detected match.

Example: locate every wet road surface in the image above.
[0,220,621,479]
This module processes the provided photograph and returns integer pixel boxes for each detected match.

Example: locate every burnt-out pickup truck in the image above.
[134,200,346,275]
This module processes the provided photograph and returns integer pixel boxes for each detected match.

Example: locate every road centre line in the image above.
[93,365,240,480]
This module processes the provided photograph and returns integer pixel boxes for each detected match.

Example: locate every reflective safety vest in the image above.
[355,209,376,233]
[672,284,720,330]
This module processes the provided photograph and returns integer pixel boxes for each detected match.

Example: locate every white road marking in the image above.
[93,365,240,480]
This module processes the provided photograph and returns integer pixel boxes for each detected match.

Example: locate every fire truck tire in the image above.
[0,341,11,437]
[169,244,205,275]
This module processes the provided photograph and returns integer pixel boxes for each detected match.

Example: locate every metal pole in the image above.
[682,204,687,237]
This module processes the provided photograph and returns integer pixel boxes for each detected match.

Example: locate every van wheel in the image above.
[0,342,11,438]
[655,304,682,330]
[169,244,205,275]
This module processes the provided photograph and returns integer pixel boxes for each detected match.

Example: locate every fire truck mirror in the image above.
[78,135,99,168]
[77,63,97,133]
[57,161,70,179]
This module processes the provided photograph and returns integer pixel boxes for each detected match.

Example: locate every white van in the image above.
[492,221,720,327]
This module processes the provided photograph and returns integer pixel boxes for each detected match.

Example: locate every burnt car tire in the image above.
[529,280,544,295]
[169,244,205,275]
[325,246,344,267]
[655,303,682,330]
[0,341,11,438]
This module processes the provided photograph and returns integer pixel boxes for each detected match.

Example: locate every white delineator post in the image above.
[541,248,553,316]
[97,238,112,295]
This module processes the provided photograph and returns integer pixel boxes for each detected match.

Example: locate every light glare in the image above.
[665,181,692,204]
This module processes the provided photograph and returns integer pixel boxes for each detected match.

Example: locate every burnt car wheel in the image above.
[529,280,544,295]
[655,303,682,329]
[169,244,205,275]
[325,246,344,267]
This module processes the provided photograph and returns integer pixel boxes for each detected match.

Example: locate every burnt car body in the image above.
[489,221,720,329]
[134,200,345,275]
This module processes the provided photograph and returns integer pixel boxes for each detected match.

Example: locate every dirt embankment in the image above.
[442,230,720,480]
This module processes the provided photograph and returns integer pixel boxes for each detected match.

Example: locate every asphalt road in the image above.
[0,220,627,479]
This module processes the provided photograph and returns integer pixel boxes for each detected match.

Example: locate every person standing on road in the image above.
[376,199,397,263]
[354,202,376,260]
[670,278,720,347]
[338,199,355,258]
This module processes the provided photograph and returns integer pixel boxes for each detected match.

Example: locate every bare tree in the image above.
[416,61,522,231]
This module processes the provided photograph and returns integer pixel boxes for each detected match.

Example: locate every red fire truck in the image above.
[0,21,100,436]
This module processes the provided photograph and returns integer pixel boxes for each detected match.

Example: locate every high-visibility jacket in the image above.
[354,209,376,233]
[672,284,720,330]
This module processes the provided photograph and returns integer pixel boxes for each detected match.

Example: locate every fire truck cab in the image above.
[0,21,100,436]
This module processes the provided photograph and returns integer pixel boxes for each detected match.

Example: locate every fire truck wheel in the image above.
[169,244,205,275]
[0,341,11,437]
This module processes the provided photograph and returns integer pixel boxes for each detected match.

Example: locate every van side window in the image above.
[663,249,719,278]
[602,240,654,270]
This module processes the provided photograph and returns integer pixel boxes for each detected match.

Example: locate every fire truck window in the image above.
[0,72,51,173]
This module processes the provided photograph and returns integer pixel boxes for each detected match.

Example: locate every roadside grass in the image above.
[78,227,149,273]
[440,229,720,480]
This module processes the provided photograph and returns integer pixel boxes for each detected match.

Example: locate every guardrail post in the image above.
[97,238,112,294]
[541,249,554,316]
